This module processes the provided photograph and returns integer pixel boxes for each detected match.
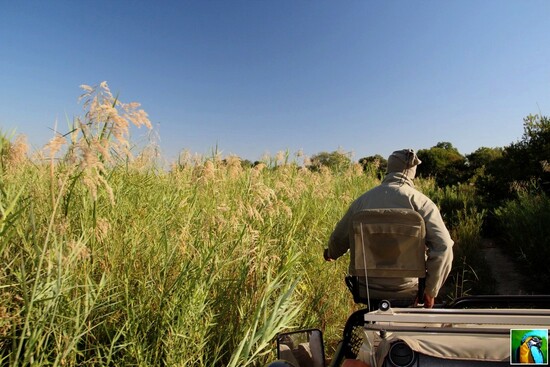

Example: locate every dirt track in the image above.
[481,239,527,295]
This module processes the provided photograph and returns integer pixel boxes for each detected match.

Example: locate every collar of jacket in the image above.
[382,172,415,188]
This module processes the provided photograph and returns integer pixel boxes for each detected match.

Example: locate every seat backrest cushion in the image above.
[350,209,426,278]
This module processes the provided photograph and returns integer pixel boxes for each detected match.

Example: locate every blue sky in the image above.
[1,1,549,162]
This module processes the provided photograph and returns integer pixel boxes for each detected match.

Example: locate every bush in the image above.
[494,191,550,293]
[415,179,495,297]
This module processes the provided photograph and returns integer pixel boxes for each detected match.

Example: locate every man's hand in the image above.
[414,293,435,308]
[423,294,435,308]
[323,248,334,261]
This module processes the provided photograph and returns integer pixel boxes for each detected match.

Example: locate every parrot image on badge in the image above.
[515,331,544,364]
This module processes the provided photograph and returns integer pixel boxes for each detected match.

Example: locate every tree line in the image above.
[313,114,550,207]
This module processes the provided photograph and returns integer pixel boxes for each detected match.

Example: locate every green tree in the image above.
[358,154,387,178]
[508,114,550,188]
[309,150,352,172]
[416,142,466,187]
[480,115,550,203]
[466,147,504,172]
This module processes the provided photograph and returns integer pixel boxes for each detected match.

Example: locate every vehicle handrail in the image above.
[447,295,550,309]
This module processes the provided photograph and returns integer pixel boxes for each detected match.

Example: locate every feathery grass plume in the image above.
[173,149,202,172]
[251,162,266,178]
[77,81,151,160]
[4,134,28,169]
[225,154,243,178]
[44,132,66,161]
[351,162,364,176]
[201,159,216,181]
[134,145,162,172]
[48,82,152,204]
[275,150,288,166]
[44,131,68,206]
[132,124,164,171]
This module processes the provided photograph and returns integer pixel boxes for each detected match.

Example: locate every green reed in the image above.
[0,84,498,365]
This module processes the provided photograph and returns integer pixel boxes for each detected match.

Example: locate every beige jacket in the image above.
[327,172,454,298]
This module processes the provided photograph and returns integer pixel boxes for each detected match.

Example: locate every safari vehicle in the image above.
[267,209,550,366]
[268,295,550,367]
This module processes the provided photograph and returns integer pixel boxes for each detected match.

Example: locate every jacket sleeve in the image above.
[417,198,454,298]
[327,206,354,260]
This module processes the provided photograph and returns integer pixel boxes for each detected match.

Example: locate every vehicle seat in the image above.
[347,209,427,307]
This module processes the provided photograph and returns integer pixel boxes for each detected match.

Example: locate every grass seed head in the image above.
[6,134,29,167]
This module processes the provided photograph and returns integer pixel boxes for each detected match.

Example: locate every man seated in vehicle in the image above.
[323,149,454,308]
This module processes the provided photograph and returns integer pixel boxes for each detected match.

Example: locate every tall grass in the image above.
[0,99,375,365]
[2,150,494,364]
[1,162,374,366]
[1,83,496,365]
